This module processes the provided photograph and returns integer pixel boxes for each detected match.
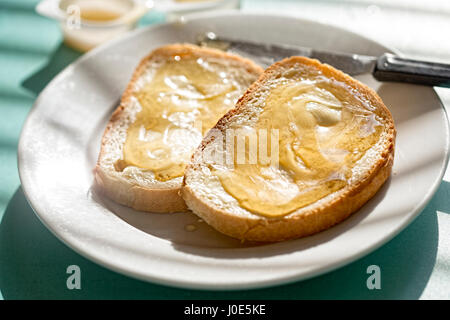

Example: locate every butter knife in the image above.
[197,32,450,88]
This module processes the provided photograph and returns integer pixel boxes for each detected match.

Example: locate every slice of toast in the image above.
[94,44,263,212]
[182,56,396,242]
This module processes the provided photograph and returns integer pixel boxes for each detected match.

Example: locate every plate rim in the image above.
[17,11,450,290]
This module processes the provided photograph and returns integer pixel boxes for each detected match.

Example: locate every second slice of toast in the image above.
[95,44,263,212]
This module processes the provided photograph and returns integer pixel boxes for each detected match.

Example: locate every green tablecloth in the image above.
[1,0,449,299]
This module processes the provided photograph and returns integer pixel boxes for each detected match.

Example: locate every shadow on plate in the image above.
[0,183,445,299]
[90,186,262,249]
[377,82,444,125]
[89,175,391,258]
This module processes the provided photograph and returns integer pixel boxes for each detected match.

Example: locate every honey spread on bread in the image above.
[115,54,253,181]
[182,56,395,241]
[214,76,383,217]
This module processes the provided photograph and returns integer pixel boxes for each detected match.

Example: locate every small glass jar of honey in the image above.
[37,0,152,52]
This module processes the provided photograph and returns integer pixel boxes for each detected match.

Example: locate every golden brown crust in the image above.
[94,44,264,213]
[94,167,187,212]
[182,56,396,241]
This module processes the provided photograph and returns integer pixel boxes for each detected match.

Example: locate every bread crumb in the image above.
[185,224,197,232]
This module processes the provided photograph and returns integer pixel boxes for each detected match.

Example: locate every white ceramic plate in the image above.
[18,12,449,290]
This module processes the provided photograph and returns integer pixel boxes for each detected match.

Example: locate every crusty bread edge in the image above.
[182,56,396,241]
[94,44,264,213]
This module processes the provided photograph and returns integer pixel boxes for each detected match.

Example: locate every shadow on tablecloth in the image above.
[0,182,447,299]
[21,43,81,96]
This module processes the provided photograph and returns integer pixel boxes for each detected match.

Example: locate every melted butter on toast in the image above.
[115,55,251,181]
[215,77,383,217]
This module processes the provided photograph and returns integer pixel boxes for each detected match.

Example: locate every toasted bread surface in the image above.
[182,56,396,241]
[94,44,263,212]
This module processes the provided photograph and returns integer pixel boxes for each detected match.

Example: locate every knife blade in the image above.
[197,32,377,76]
[197,32,450,87]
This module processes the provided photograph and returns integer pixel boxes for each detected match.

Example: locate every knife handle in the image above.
[373,53,450,87]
